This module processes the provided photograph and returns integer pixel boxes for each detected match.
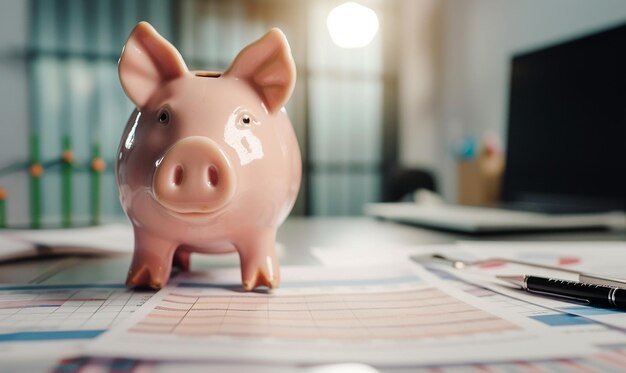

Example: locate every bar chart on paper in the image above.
[131,287,517,340]
[89,266,594,366]
[0,284,152,358]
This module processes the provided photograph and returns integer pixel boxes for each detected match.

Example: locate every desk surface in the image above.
[2,217,626,372]
[1,216,624,285]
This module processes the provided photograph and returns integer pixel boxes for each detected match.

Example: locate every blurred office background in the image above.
[0,0,625,226]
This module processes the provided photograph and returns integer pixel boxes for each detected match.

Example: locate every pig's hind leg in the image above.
[237,230,280,291]
[127,229,177,289]
[172,249,191,271]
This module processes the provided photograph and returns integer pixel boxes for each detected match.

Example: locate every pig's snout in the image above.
[153,136,235,215]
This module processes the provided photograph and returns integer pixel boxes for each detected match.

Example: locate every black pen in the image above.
[498,275,626,310]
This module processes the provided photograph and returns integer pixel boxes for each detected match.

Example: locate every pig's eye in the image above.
[157,108,170,126]
[237,113,258,128]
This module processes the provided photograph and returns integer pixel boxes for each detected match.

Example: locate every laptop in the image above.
[366,23,626,233]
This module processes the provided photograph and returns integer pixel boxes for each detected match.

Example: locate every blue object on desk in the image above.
[0,330,104,342]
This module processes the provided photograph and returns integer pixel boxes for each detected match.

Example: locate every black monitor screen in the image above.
[502,23,626,212]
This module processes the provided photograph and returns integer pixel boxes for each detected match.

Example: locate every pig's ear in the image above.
[118,22,188,109]
[224,28,296,113]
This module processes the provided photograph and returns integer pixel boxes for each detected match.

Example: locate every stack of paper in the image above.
[5,240,626,372]
[86,265,594,366]
[0,283,152,368]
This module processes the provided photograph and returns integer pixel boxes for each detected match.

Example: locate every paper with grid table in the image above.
[0,283,152,360]
[87,264,595,366]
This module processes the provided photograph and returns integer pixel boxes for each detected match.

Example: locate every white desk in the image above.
[1,217,625,372]
[3,217,623,285]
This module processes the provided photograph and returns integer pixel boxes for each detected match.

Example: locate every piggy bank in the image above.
[116,22,301,290]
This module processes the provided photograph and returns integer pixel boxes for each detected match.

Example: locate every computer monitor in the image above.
[502,22,626,213]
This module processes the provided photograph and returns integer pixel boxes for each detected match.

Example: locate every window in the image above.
[18,0,396,227]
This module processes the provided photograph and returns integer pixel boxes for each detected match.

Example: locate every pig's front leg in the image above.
[237,230,280,290]
[127,228,177,289]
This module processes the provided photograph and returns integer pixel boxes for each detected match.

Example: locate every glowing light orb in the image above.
[327,2,379,49]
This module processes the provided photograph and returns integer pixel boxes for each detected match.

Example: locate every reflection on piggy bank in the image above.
[116,22,301,290]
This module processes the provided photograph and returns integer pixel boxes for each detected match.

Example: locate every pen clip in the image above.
[579,273,626,290]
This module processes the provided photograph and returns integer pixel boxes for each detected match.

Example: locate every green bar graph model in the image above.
[90,144,102,226]
[0,187,6,228]
[62,135,72,227]
[30,134,42,228]
[10,131,108,228]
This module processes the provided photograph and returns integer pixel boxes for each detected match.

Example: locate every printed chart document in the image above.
[312,245,626,370]
[0,283,152,360]
[444,242,626,331]
[88,265,594,366]
[456,241,626,279]
[441,264,626,333]
[314,242,626,330]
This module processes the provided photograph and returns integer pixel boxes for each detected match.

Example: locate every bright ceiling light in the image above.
[327,2,379,49]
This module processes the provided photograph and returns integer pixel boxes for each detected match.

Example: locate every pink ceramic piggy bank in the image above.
[116,22,301,290]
